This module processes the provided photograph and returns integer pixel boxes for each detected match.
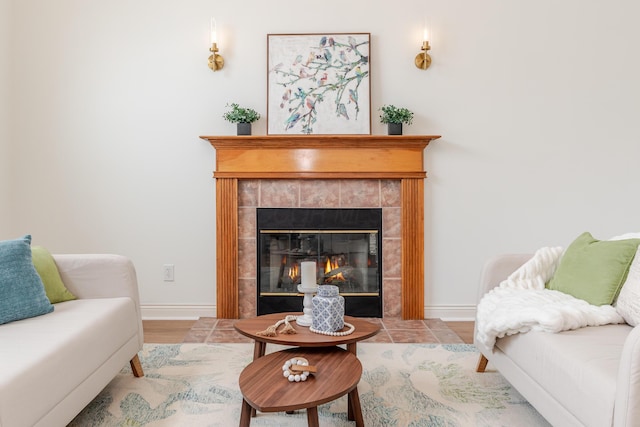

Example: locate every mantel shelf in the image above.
[200,134,441,179]
[200,134,441,149]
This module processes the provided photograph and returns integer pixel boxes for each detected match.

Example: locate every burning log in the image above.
[323,266,363,288]
[324,266,351,279]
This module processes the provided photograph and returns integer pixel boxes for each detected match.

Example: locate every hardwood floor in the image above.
[142,320,195,344]
[143,319,475,344]
[445,321,475,344]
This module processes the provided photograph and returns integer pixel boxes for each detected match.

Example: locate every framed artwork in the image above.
[267,33,371,135]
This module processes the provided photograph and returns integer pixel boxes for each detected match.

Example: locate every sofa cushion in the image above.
[0,297,139,427]
[31,246,76,304]
[495,323,631,427]
[547,232,640,305]
[0,235,54,324]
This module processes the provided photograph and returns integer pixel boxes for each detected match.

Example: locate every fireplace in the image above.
[200,134,440,319]
[257,208,382,317]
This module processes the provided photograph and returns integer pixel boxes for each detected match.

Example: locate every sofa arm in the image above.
[474,253,533,353]
[614,325,640,426]
[476,253,533,303]
[53,254,144,348]
[53,254,140,304]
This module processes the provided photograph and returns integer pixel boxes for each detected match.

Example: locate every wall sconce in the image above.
[415,24,432,70]
[208,18,224,71]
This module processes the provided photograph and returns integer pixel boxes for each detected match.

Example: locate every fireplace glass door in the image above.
[257,208,382,317]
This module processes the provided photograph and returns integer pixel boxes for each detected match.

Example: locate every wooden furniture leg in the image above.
[251,341,266,417]
[306,406,320,427]
[347,342,357,355]
[239,399,252,427]
[476,354,489,373]
[130,354,144,377]
[348,387,364,427]
[253,341,266,360]
[346,342,357,419]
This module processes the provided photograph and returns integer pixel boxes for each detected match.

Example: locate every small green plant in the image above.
[222,103,261,123]
[379,105,414,125]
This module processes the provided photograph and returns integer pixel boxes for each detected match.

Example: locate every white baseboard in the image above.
[141,304,476,321]
[425,304,476,322]
[141,305,216,320]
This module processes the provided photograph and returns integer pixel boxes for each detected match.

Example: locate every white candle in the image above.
[210,17,217,44]
[301,261,316,288]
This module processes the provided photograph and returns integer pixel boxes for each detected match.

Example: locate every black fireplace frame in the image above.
[256,208,383,317]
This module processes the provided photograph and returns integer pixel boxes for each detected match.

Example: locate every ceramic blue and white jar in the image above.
[312,285,344,332]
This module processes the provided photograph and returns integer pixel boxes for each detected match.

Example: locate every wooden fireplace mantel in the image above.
[200,134,441,319]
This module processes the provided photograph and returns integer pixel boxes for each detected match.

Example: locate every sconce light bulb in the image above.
[416,18,432,70]
[210,17,217,44]
[208,17,224,72]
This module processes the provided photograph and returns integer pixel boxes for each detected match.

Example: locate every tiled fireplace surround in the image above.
[237,179,402,318]
[201,135,440,320]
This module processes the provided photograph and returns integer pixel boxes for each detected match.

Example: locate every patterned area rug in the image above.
[69,343,550,426]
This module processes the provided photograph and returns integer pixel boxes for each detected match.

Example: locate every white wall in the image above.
[0,0,11,234]
[6,0,640,319]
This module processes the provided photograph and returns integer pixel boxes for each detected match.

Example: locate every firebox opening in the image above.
[257,208,383,317]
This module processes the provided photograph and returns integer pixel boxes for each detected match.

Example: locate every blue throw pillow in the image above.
[0,235,54,324]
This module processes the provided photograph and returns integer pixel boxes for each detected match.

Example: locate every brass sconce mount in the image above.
[208,43,224,71]
[415,40,431,70]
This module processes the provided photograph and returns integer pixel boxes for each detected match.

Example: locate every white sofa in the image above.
[474,254,640,427]
[0,254,144,427]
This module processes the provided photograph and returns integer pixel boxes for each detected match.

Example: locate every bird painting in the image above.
[269,62,284,73]
[285,112,302,130]
[305,52,314,66]
[337,103,349,120]
[280,88,291,109]
[348,36,357,51]
[306,97,316,111]
[348,89,358,104]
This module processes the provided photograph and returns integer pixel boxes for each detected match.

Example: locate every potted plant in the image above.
[223,103,261,135]
[379,105,414,135]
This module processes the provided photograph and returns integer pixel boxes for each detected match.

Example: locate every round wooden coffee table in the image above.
[238,346,363,427]
[234,312,380,359]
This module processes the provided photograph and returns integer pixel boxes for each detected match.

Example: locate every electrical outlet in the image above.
[163,264,175,282]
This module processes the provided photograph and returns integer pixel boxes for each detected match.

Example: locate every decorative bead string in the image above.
[282,357,310,382]
[255,315,355,337]
[309,322,355,336]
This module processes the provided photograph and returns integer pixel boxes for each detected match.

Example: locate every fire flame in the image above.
[288,263,299,281]
[324,258,346,282]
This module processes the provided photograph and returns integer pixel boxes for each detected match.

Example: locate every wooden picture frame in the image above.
[267,33,371,135]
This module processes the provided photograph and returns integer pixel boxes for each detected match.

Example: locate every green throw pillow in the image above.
[31,246,76,303]
[0,235,54,324]
[547,232,640,305]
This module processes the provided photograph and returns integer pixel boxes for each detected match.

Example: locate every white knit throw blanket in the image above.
[475,246,624,349]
